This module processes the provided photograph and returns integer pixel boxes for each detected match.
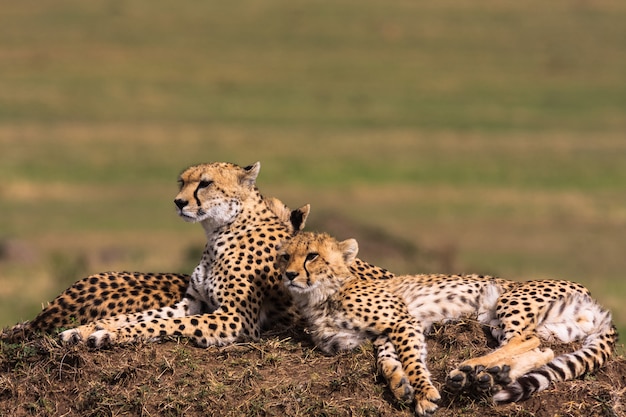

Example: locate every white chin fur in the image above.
[201,202,241,225]
[179,202,240,226]
[178,212,199,222]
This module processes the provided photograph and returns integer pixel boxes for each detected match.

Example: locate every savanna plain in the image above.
[1,1,626,416]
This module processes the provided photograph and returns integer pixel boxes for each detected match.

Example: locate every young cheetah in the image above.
[278,231,616,416]
[58,162,393,348]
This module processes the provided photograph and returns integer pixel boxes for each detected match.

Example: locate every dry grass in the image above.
[1,321,624,417]
[1,3,625,411]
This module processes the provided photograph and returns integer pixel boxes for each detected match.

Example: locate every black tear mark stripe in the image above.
[193,184,203,208]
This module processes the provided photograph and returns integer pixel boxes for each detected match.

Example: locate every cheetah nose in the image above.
[285,271,298,282]
[174,198,188,210]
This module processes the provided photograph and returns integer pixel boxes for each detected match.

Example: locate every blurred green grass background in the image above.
[1,0,625,344]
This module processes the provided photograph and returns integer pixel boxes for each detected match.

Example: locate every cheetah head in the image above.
[174,161,260,226]
[277,232,358,304]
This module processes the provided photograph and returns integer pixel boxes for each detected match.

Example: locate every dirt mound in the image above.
[1,321,624,417]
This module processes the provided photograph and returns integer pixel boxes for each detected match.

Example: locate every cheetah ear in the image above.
[241,161,261,188]
[291,204,310,232]
[339,238,359,265]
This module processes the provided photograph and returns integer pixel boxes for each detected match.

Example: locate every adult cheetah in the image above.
[1,196,308,342]
[278,231,616,416]
[59,162,394,348]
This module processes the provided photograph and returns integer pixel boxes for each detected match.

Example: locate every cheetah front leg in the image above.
[60,314,137,345]
[59,299,194,346]
[84,309,255,349]
[374,336,414,403]
[388,320,440,417]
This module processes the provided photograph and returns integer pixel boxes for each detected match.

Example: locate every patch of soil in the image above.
[1,321,624,417]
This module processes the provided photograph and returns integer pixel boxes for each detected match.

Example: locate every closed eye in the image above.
[177,179,184,190]
[305,253,319,262]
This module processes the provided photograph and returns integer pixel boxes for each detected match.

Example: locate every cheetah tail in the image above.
[493,307,617,403]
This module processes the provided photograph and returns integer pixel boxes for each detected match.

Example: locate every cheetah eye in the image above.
[305,253,319,262]
[177,179,184,190]
[198,180,213,189]
[279,253,290,263]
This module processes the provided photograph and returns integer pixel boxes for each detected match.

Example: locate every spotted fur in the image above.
[1,190,313,343]
[278,231,616,416]
[58,162,392,348]
[1,272,190,342]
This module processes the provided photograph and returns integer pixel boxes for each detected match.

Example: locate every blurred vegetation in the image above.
[0,0,625,344]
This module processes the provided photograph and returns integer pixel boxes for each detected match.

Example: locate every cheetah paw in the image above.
[475,365,512,392]
[59,323,106,345]
[59,328,84,345]
[446,365,475,392]
[446,364,511,394]
[86,329,117,349]
[414,386,440,417]
[389,375,415,403]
